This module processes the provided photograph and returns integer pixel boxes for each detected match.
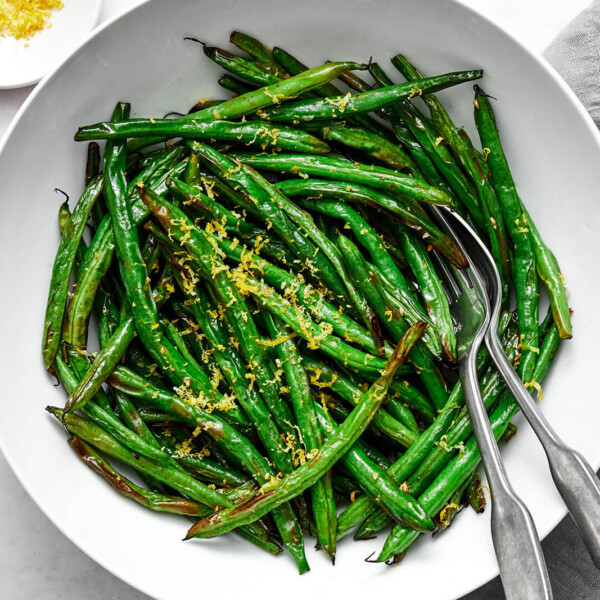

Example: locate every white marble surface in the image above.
[0,0,592,598]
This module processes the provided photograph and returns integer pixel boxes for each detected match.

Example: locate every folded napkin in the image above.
[464,3,600,599]
[544,0,600,129]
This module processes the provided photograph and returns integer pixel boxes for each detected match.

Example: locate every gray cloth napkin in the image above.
[462,3,600,598]
[544,0,600,129]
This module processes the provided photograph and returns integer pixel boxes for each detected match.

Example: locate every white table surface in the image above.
[0,1,593,598]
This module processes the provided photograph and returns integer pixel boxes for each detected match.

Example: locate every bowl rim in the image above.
[1,1,599,598]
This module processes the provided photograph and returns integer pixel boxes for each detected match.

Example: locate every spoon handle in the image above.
[460,349,552,600]
[487,328,600,568]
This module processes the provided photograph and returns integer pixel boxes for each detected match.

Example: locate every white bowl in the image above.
[1,1,599,599]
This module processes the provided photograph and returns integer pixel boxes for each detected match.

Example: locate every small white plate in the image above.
[0,0,101,89]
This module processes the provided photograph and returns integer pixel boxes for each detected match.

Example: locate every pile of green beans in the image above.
[43,31,571,572]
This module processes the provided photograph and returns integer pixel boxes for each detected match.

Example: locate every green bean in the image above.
[302,121,417,172]
[154,243,311,564]
[355,362,510,539]
[167,178,262,239]
[160,317,220,384]
[301,355,417,448]
[212,234,406,363]
[272,47,340,97]
[111,381,180,495]
[337,233,448,409]
[190,60,365,120]
[264,313,338,562]
[59,235,119,407]
[113,388,158,445]
[316,401,382,462]
[68,430,276,555]
[157,179,253,254]
[103,104,218,402]
[231,152,452,207]
[229,31,282,71]
[364,63,484,225]
[474,90,571,339]
[336,402,460,540]
[405,102,486,217]
[387,380,436,424]
[396,226,456,361]
[172,454,250,489]
[435,474,470,533]
[85,141,100,184]
[160,316,209,375]
[238,273,390,376]
[134,408,183,423]
[175,273,295,475]
[67,435,210,516]
[50,406,237,509]
[117,368,297,492]
[260,70,482,123]
[335,312,512,540]
[75,118,331,154]
[191,142,349,299]
[125,61,368,150]
[377,324,561,561]
[396,123,451,183]
[84,399,176,465]
[64,279,169,414]
[474,86,539,381]
[57,356,184,477]
[465,471,486,513]
[240,163,382,332]
[370,261,427,323]
[60,147,185,369]
[500,422,518,444]
[315,406,433,532]
[184,322,426,540]
[338,66,455,192]
[392,56,511,302]
[57,196,90,274]
[85,142,107,228]
[275,178,465,268]
[57,199,72,234]
[218,74,257,96]
[42,177,103,370]
[105,364,309,571]
[130,146,187,192]
[197,43,285,85]
[139,185,297,435]
[154,429,250,487]
[382,396,420,434]
[126,344,168,390]
[332,474,362,500]
[342,423,392,470]
[98,294,122,344]
[235,526,284,556]
[184,150,202,185]
[186,98,230,115]
[158,315,251,429]
[271,46,391,138]
[61,234,112,351]
[355,323,518,538]
[297,198,443,358]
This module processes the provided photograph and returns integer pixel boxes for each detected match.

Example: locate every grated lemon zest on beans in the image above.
[525,379,544,401]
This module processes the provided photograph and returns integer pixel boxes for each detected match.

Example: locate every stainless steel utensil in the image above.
[433,206,552,600]
[437,206,600,572]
